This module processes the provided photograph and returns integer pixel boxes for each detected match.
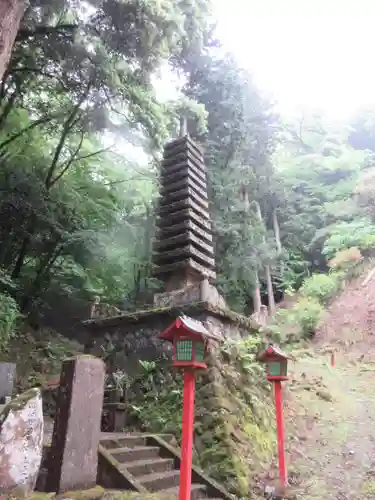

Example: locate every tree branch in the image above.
[10,67,69,91]
[16,24,78,42]
[49,130,85,187]
[0,115,57,153]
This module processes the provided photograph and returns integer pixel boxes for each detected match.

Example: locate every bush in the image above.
[292,297,324,338]
[300,273,341,303]
[0,293,21,349]
[328,247,363,271]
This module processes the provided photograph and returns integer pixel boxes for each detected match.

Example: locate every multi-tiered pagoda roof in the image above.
[153,134,216,289]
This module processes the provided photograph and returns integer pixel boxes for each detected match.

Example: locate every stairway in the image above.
[98,433,233,499]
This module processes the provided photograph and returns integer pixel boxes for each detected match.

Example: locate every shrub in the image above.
[0,293,21,349]
[360,234,375,250]
[300,273,341,303]
[322,218,375,259]
[328,247,363,271]
[292,297,324,338]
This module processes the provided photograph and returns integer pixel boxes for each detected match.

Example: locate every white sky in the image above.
[213,0,375,120]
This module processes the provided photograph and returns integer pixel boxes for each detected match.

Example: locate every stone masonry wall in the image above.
[84,309,252,376]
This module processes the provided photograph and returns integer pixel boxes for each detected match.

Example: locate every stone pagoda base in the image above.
[83,300,259,376]
[153,278,226,309]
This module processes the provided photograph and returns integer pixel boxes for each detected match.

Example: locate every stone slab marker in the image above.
[0,363,16,403]
[46,355,105,493]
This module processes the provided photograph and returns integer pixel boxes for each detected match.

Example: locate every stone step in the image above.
[110,445,161,462]
[101,435,147,449]
[124,457,175,477]
[161,483,209,499]
[138,469,180,491]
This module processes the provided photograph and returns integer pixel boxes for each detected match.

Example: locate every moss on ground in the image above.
[1,326,82,391]
[11,487,172,499]
[125,336,276,497]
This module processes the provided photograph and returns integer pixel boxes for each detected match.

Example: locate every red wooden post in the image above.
[331,352,335,367]
[159,316,221,500]
[274,380,287,488]
[179,370,196,500]
[258,344,289,490]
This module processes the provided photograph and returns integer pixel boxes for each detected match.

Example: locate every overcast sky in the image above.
[213,0,375,120]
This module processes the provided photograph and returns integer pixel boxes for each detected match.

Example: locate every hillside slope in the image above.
[282,268,375,499]
[316,267,375,361]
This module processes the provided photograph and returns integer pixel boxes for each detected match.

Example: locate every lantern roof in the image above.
[159,315,221,343]
[257,344,289,362]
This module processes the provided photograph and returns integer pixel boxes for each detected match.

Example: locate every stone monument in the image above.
[46,355,105,493]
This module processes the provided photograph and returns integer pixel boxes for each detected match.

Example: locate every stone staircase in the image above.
[98,433,233,499]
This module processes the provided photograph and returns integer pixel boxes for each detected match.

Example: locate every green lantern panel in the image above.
[176,340,193,361]
[268,361,282,377]
[195,341,205,362]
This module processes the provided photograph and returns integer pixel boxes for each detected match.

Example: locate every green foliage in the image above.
[0,293,21,349]
[270,295,324,342]
[328,247,363,272]
[0,0,215,319]
[275,114,372,291]
[184,52,279,310]
[300,273,341,304]
[322,218,375,259]
[292,297,324,338]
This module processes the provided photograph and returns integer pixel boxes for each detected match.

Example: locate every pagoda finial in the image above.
[179,115,187,137]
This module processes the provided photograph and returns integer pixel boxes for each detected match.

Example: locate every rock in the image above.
[264,484,276,498]
[316,389,333,402]
[0,387,44,494]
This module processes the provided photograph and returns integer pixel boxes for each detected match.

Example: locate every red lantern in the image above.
[159,315,220,500]
[159,315,219,370]
[258,344,290,488]
[258,344,289,381]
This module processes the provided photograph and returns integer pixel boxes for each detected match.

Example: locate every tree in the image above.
[0,0,214,320]
[274,113,372,284]
[0,0,25,80]
[184,51,279,312]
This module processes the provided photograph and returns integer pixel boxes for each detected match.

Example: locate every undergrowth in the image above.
[0,292,22,350]
[268,251,374,344]
[1,326,82,391]
[121,336,275,497]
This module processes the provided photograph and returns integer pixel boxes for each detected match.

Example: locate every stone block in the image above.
[0,388,44,494]
[46,355,105,493]
[0,363,16,403]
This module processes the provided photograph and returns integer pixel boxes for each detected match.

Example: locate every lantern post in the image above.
[258,344,290,489]
[159,315,219,500]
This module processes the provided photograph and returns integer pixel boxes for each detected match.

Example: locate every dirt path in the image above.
[285,350,375,499]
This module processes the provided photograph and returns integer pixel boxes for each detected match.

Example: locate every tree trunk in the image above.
[11,231,31,279]
[254,200,276,316]
[240,185,264,316]
[265,264,276,315]
[252,271,262,316]
[272,209,284,276]
[0,0,26,81]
